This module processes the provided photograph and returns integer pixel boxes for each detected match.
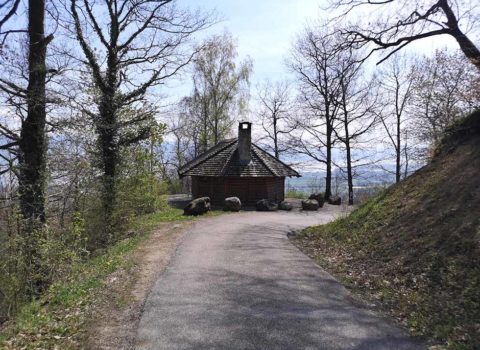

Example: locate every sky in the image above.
[174,0,460,94]
[169,0,326,94]
[192,0,325,84]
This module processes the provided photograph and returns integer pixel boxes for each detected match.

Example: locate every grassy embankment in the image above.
[293,111,480,349]
[0,198,222,349]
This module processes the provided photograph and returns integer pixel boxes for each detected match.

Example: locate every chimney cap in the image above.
[239,121,251,128]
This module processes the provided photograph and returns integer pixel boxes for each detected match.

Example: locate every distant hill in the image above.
[293,110,480,349]
[286,169,399,199]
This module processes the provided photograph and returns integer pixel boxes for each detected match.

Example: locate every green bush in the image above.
[117,173,168,216]
[0,142,174,324]
[116,144,170,216]
[0,212,89,321]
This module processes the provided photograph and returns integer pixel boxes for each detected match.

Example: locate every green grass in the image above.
[302,188,390,242]
[0,236,142,349]
[0,202,223,349]
[130,198,222,231]
[285,188,308,199]
[296,116,480,349]
[294,163,480,349]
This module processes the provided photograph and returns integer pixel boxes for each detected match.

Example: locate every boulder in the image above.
[286,230,297,238]
[256,199,278,212]
[224,197,241,212]
[278,201,293,211]
[184,197,211,216]
[308,192,325,207]
[328,195,342,205]
[302,199,319,211]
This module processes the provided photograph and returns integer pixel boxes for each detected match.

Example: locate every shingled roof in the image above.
[178,139,300,178]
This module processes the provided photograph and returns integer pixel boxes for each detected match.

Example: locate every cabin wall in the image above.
[191,176,285,206]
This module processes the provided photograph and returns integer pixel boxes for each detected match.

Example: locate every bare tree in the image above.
[162,101,200,174]
[333,52,378,204]
[288,26,342,200]
[331,0,480,70]
[0,0,21,42]
[67,0,211,238]
[256,80,296,160]
[377,57,416,183]
[47,129,95,228]
[412,49,480,147]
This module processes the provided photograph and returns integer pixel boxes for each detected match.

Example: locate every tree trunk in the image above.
[396,114,401,183]
[273,115,280,159]
[202,108,208,153]
[97,99,118,242]
[213,111,219,145]
[343,117,353,205]
[403,129,409,179]
[18,0,49,223]
[96,46,121,242]
[325,122,332,200]
[451,29,480,71]
[439,0,480,71]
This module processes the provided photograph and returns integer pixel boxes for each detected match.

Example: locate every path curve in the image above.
[136,207,424,350]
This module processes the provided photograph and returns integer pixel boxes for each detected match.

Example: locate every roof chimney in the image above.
[238,122,252,165]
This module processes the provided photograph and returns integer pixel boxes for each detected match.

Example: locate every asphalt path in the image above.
[135,207,424,350]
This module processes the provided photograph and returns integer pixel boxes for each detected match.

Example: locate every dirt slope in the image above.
[293,110,480,349]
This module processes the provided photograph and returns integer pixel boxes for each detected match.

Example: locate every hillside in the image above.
[293,110,480,349]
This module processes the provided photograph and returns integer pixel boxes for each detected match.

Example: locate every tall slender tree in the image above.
[333,52,378,204]
[190,32,252,152]
[256,80,296,160]
[288,26,342,200]
[378,57,415,183]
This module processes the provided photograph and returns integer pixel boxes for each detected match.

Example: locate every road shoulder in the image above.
[84,221,192,349]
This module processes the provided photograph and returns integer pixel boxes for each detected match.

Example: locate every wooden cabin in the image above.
[178,122,300,206]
